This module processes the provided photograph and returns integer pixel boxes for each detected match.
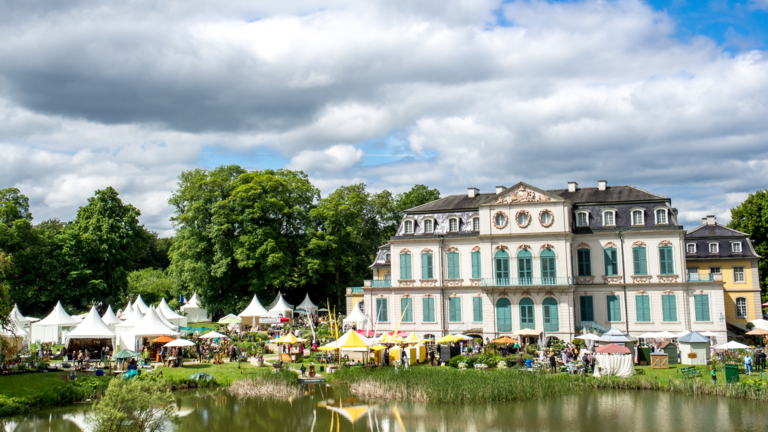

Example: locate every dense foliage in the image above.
[729,190,768,300]
[88,378,177,432]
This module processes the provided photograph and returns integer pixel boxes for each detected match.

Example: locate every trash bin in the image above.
[725,364,739,384]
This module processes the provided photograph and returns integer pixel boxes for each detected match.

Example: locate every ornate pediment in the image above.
[495,186,552,204]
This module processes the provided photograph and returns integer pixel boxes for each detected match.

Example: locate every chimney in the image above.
[704,215,716,226]
[467,187,479,198]
[568,182,578,193]
[598,180,607,191]
[496,185,506,194]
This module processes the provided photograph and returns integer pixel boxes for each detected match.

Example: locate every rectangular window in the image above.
[421,253,433,279]
[632,247,648,275]
[449,297,462,322]
[580,296,594,322]
[449,219,458,232]
[447,252,460,279]
[662,294,677,322]
[694,294,710,322]
[472,218,480,231]
[400,254,412,280]
[632,211,643,225]
[710,266,721,275]
[736,298,748,318]
[577,249,592,276]
[404,220,413,234]
[424,219,433,233]
[422,297,435,322]
[635,295,650,322]
[376,298,388,322]
[686,243,696,254]
[473,297,483,322]
[471,251,481,278]
[656,209,667,224]
[659,246,674,275]
[604,248,618,276]
[732,242,742,253]
[577,213,588,227]
[401,298,413,322]
[604,211,615,226]
[607,295,622,322]
[709,243,719,254]
[734,266,745,283]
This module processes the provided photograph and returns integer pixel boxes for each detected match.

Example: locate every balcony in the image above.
[351,287,364,293]
[482,277,571,287]
[687,273,721,282]
[364,280,392,288]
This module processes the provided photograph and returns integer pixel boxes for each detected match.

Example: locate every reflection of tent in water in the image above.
[63,413,91,432]
[318,399,372,423]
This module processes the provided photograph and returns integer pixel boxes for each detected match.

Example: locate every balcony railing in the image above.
[370,280,392,288]
[482,277,571,287]
[687,273,716,282]
[351,287,364,293]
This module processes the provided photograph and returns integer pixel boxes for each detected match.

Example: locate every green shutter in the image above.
[421,253,433,279]
[580,296,594,321]
[660,247,674,275]
[607,295,621,322]
[543,298,559,331]
[694,294,710,321]
[471,251,481,279]
[495,251,510,281]
[636,295,650,322]
[496,298,512,332]
[401,298,413,322]
[662,295,677,322]
[578,249,591,276]
[376,299,388,322]
[520,298,534,329]
[400,254,411,280]
[633,247,647,275]
[447,252,460,279]
[473,297,483,322]
[449,297,461,322]
[604,248,618,276]
[423,297,434,322]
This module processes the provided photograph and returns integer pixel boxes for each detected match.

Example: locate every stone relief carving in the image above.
[446,279,464,287]
[576,277,595,284]
[658,275,678,283]
[398,280,414,287]
[603,242,618,249]
[470,279,482,286]
[495,186,551,204]
[515,209,532,228]
[517,244,532,252]
[658,240,674,247]
[471,246,481,252]
[420,280,437,287]
[631,276,652,283]
[447,247,460,253]
[632,241,647,248]
[576,242,590,249]
[400,248,411,254]
[495,245,509,252]
[492,211,508,229]
[540,243,555,251]
[539,209,555,227]
[421,248,433,254]
[602,276,622,284]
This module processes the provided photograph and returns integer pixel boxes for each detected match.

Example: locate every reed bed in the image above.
[228,372,301,399]
[350,381,428,402]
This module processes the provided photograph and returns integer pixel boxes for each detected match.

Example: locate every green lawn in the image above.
[0,371,68,399]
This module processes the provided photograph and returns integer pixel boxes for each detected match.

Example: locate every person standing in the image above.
[745,353,753,376]
[549,352,557,373]
[711,367,717,386]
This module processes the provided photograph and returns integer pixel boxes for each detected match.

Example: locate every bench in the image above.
[681,367,701,378]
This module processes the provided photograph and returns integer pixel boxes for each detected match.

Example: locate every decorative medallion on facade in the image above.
[516,244,532,252]
[471,246,481,252]
[521,291,531,298]
[447,247,460,253]
[603,242,618,249]
[576,242,590,249]
[540,243,555,251]
[663,290,673,295]
[492,211,509,229]
[470,279,482,287]
[631,276,652,283]
[399,248,411,254]
[637,290,647,295]
[515,209,532,228]
[539,209,555,227]
[658,275,678,283]
[658,240,673,247]
[632,241,647,248]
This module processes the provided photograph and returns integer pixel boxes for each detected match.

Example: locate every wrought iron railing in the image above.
[370,280,392,288]
[481,277,571,287]
[351,287,364,293]
[687,273,714,282]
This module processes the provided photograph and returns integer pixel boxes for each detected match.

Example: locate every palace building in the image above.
[358,180,735,344]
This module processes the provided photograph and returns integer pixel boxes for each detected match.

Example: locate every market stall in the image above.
[593,344,634,377]
[65,306,116,356]
[343,302,367,329]
[238,294,270,330]
[296,294,318,315]
[180,293,211,323]
[268,292,294,318]
[158,298,188,327]
[120,307,178,354]
[678,331,711,365]
[30,302,82,344]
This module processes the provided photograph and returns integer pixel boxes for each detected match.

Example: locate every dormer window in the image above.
[603,210,616,226]
[449,218,459,232]
[632,210,644,226]
[385,253,391,262]
[404,220,413,234]
[424,219,433,233]
[732,242,742,253]
[708,242,719,254]
[576,212,588,227]
[686,243,696,254]
[472,217,480,231]
[655,208,668,224]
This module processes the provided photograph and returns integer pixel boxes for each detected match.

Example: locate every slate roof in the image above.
[405,193,496,213]
[687,223,749,238]
[685,222,761,259]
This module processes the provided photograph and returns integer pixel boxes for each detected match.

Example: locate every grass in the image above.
[153,361,278,385]
[0,371,67,399]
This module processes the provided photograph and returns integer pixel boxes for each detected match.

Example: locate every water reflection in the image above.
[5,386,768,432]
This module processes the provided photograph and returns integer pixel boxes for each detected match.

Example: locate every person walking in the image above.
[711,367,717,386]
[745,354,753,376]
[402,350,409,370]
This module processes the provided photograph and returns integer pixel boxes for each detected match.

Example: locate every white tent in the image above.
[749,319,768,331]
[65,306,117,348]
[268,292,294,317]
[133,294,150,314]
[121,307,178,351]
[218,313,242,324]
[238,294,270,328]
[101,305,122,332]
[115,306,145,339]
[120,300,134,320]
[598,327,636,353]
[30,302,82,344]
[180,293,210,323]
[343,302,367,327]
[152,305,179,331]
[9,304,38,326]
[714,340,751,350]
[296,294,318,315]
[157,298,188,327]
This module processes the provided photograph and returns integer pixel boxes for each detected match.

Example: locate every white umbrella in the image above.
[452,334,474,340]
[199,331,227,339]
[576,334,602,341]
[164,339,196,348]
[714,341,751,350]
[699,331,719,337]
[655,331,678,339]
[637,332,660,339]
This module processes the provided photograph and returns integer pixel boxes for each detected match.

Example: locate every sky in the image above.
[1,0,767,237]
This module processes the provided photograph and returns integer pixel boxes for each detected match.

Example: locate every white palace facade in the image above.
[360,180,729,343]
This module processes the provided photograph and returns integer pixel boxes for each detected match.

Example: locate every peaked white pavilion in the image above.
[121,300,134,320]
[133,294,150,314]
[30,302,82,344]
[101,305,122,331]
[296,294,318,315]
[152,305,179,330]
[238,295,270,328]
[157,298,188,327]
[65,306,116,348]
[9,304,38,327]
[180,293,210,323]
[115,305,145,338]
[343,302,368,328]
[268,292,294,317]
[119,307,178,351]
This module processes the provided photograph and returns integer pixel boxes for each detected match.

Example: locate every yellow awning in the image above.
[436,334,464,343]
[339,330,370,349]
[370,344,388,351]
[273,333,307,344]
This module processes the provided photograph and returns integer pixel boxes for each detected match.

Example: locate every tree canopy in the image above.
[729,189,768,299]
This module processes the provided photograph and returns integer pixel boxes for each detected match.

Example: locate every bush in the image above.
[88,378,178,432]
[448,355,467,368]
[572,339,585,349]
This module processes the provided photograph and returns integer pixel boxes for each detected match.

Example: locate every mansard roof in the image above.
[687,223,749,238]
[405,193,495,213]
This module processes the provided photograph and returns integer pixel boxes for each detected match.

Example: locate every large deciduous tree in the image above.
[0,188,32,225]
[729,190,768,299]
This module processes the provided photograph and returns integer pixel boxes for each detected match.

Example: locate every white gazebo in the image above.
[296,294,318,315]
[101,305,122,332]
[119,307,178,352]
[239,295,270,329]
[30,302,82,344]
[180,293,210,323]
[133,295,150,314]
[157,298,188,327]
[115,306,145,339]
[120,300,134,320]
[343,302,367,328]
[65,306,117,350]
[268,292,294,317]
[678,331,711,365]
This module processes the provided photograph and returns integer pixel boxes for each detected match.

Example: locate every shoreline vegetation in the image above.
[228,371,301,399]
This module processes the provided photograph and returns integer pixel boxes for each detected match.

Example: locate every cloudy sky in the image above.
[1,0,767,236]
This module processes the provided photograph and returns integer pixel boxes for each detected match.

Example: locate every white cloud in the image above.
[288,145,365,173]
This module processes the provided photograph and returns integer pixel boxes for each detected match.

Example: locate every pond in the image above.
[4,385,768,432]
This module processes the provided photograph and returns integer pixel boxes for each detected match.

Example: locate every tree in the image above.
[0,187,32,225]
[88,378,178,432]
[396,184,441,214]
[729,189,768,298]
[61,187,152,309]
[134,232,174,270]
[126,268,176,306]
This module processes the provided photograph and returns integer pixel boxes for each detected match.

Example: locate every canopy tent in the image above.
[749,319,768,331]
[64,306,116,348]
[120,300,134,320]
[268,292,294,317]
[157,298,188,327]
[356,330,380,338]
[492,336,520,344]
[30,302,82,344]
[153,306,179,331]
[9,304,38,326]
[576,334,602,341]
[273,333,307,344]
[595,343,631,354]
[180,293,211,323]
[112,349,140,359]
[593,354,634,377]
[746,328,768,336]
[120,307,178,351]
[151,336,175,344]
[714,340,751,350]
[266,291,295,311]
[599,327,637,343]
[318,330,372,352]
[343,302,367,328]
[133,294,150,314]
[101,305,122,331]
[451,334,475,340]
[115,306,145,339]
[199,331,227,340]
[514,329,542,337]
[296,293,319,315]
[436,334,464,344]
[164,338,196,348]
[1,321,29,352]
[403,332,422,344]
[218,314,242,324]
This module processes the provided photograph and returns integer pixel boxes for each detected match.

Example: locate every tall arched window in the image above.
[543,297,558,331]
[517,249,533,284]
[541,249,556,284]
[496,298,512,332]
[495,250,510,283]
[520,297,535,329]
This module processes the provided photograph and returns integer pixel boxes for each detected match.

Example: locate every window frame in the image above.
[635,294,651,322]
[446,251,460,279]
[421,252,434,280]
[654,208,668,225]
[519,297,535,329]
[732,242,742,253]
[401,297,414,322]
[495,250,510,281]
[543,297,559,332]
[403,220,414,234]
[659,246,674,275]
[422,297,435,322]
[579,296,594,322]
[632,246,648,276]
[602,209,617,227]
[733,266,746,283]
[735,297,748,318]
[472,217,480,231]
[686,243,696,254]
[576,211,589,227]
[471,250,482,279]
[577,248,592,277]
[662,294,677,322]
[631,209,645,226]
[472,297,483,323]
[606,294,622,322]
[375,298,388,322]
[694,294,711,322]
[448,218,459,232]
[604,247,619,276]
[708,242,719,254]
[399,252,412,280]
[423,218,434,234]
[448,297,462,322]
